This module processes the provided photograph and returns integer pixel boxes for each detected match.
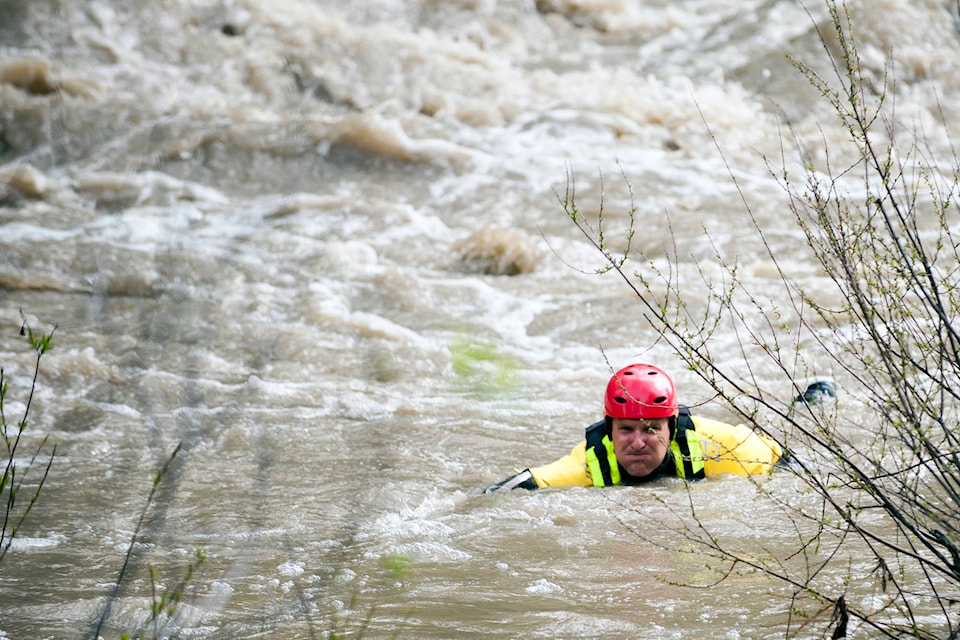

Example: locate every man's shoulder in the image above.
[688,413,743,434]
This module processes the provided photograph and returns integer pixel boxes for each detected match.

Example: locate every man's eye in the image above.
[645,426,659,434]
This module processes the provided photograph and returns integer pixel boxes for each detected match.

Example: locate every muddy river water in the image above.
[2,0,960,637]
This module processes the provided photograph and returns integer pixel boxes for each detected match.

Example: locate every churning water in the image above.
[2,0,960,638]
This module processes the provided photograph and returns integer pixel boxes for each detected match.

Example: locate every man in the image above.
[484,363,814,492]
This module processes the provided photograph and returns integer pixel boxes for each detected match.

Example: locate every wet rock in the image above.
[0,56,98,97]
[450,226,540,276]
[1,163,49,199]
[0,57,58,95]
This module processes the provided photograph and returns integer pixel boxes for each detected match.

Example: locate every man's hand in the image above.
[483,469,538,493]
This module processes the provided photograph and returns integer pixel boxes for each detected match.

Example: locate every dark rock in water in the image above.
[795,379,836,406]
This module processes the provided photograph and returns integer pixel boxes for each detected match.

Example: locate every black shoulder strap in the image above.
[673,407,706,480]
[585,419,607,440]
[584,419,614,486]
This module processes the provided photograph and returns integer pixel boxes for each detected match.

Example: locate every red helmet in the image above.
[604,363,679,420]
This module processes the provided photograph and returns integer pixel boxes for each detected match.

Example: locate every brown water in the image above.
[2,0,960,638]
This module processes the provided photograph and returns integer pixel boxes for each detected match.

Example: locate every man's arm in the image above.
[484,441,591,492]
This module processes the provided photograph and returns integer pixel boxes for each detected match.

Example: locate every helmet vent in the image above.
[653,396,667,404]
[614,397,627,404]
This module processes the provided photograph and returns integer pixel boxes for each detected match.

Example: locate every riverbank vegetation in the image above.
[1,317,399,637]
[562,1,960,637]
[0,319,210,638]
[0,314,55,565]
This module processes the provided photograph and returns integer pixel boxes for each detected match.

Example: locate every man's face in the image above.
[610,417,671,478]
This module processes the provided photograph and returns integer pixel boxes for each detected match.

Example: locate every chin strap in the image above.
[484,469,538,493]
